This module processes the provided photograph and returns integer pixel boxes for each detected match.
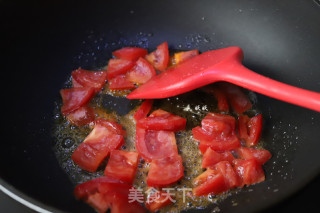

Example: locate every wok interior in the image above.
[1,1,320,213]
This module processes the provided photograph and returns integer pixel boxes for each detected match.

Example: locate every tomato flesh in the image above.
[108,75,135,90]
[213,161,240,188]
[93,118,126,136]
[145,41,169,71]
[145,191,174,212]
[147,154,184,187]
[133,99,154,121]
[192,170,228,196]
[107,58,135,80]
[235,147,271,165]
[104,150,139,184]
[173,49,199,65]
[201,148,235,169]
[135,128,178,162]
[137,109,186,132]
[71,68,107,93]
[193,113,241,152]
[127,57,156,84]
[218,82,252,113]
[71,125,124,172]
[202,85,229,112]
[113,47,148,61]
[66,105,95,126]
[233,159,265,187]
[60,87,95,116]
[238,114,263,146]
[74,177,146,213]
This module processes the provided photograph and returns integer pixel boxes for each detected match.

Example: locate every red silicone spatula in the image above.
[127,47,320,112]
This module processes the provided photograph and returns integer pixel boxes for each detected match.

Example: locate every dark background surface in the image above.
[0,0,319,213]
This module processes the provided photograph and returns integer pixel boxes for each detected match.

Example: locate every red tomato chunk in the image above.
[71,68,107,93]
[147,154,184,187]
[238,114,263,146]
[106,58,135,80]
[145,41,169,71]
[133,99,154,121]
[108,75,135,90]
[127,57,156,84]
[104,150,139,184]
[60,87,95,116]
[201,148,234,169]
[66,105,95,126]
[137,109,186,132]
[173,49,199,65]
[112,47,148,61]
[71,124,124,172]
[145,191,175,212]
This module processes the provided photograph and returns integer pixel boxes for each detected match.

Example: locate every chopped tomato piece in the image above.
[112,47,148,61]
[74,178,146,213]
[135,128,178,162]
[238,114,263,146]
[66,105,95,126]
[133,100,154,121]
[202,85,229,112]
[108,75,135,90]
[93,118,126,136]
[147,154,184,187]
[193,113,241,152]
[192,170,228,196]
[107,59,135,80]
[127,57,156,84]
[137,109,186,132]
[174,49,199,65]
[235,147,271,165]
[146,191,174,212]
[71,68,108,93]
[218,82,252,113]
[71,125,124,172]
[60,87,95,116]
[145,41,169,71]
[238,114,250,140]
[74,176,123,200]
[201,148,235,169]
[233,159,265,187]
[86,192,110,213]
[104,150,139,184]
[213,161,240,188]
[106,192,146,213]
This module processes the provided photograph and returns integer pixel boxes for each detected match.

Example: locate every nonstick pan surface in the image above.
[1,0,320,212]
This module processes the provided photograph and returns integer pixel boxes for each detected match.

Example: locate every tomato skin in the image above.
[127,57,156,84]
[133,100,154,121]
[60,87,95,116]
[74,178,146,213]
[93,118,126,136]
[213,161,240,188]
[192,171,228,196]
[108,75,136,90]
[104,150,139,184]
[173,49,199,65]
[233,159,265,187]
[71,68,108,93]
[107,58,135,80]
[218,82,252,113]
[145,191,174,212]
[247,114,263,146]
[74,176,122,200]
[66,105,95,126]
[202,85,229,112]
[238,114,263,146]
[201,148,235,169]
[235,147,271,165]
[135,128,178,162]
[137,109,186,132]
[112,47,148,61]
[147,154,184,187]
[145,41,169,71]
[71,125,124,172]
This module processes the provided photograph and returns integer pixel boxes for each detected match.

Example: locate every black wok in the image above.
[1,0,320,212]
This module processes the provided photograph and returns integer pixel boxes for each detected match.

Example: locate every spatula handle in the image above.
[224,64,320,112]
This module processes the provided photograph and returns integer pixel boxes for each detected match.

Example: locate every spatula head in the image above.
[127,47,243,99]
